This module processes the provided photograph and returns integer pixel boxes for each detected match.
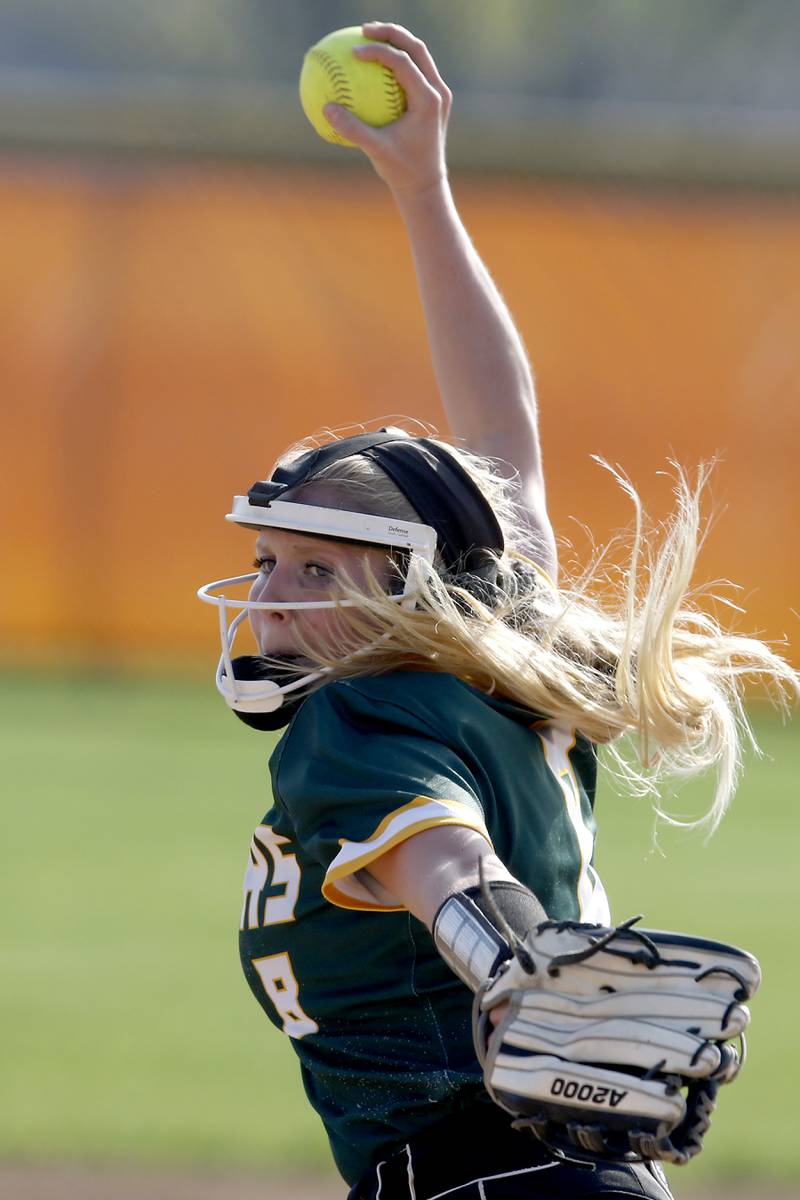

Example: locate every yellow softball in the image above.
[299,26,407,147]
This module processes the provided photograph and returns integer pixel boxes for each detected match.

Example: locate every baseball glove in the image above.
[474,916,761,1165]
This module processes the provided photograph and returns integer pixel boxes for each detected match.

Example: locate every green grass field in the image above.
[1,670,798,1188]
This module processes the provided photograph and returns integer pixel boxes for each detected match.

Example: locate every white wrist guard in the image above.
[432,891,510,991]
[432,881,546,992]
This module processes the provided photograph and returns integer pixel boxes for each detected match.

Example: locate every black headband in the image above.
[247,432,504,572]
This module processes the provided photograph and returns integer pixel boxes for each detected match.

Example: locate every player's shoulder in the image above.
[329,670,476,714]
[287,670,467,737]
[268,673,437,783]
[285,670,543,743]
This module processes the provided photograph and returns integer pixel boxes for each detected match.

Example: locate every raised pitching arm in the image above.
[324,22,557,579]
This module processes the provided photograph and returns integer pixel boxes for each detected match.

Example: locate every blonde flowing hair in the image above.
[268,423,798,835]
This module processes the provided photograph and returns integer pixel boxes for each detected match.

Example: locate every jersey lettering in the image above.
[251,952,319,1039]
[241,824,301,930]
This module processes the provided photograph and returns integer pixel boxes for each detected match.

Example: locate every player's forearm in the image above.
[392,178,543,481]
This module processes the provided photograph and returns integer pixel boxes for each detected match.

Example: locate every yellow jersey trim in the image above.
[321,796,492,911]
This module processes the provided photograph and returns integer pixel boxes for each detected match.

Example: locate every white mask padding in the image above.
[225,498,437,564]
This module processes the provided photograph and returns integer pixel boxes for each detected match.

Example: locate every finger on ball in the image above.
[358,27,444,95]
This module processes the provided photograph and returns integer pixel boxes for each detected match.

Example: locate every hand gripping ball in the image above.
[299,27,407,147]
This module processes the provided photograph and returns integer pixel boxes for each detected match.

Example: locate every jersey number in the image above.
[251,952,319,1039]
[242,824,318,1039]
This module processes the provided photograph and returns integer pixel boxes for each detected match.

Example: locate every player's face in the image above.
[248,526,392,657]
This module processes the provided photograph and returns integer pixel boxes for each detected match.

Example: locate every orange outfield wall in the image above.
[1,161,798,667]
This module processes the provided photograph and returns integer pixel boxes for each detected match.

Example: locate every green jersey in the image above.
[238,671,610,1185]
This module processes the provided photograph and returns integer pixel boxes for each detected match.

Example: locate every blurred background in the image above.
[2,2,799,1197]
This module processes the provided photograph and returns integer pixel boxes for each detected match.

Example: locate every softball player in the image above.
[198,25,796,1199]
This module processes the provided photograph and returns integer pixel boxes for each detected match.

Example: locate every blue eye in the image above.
[252,556,275,573]
[306,563,333,579]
